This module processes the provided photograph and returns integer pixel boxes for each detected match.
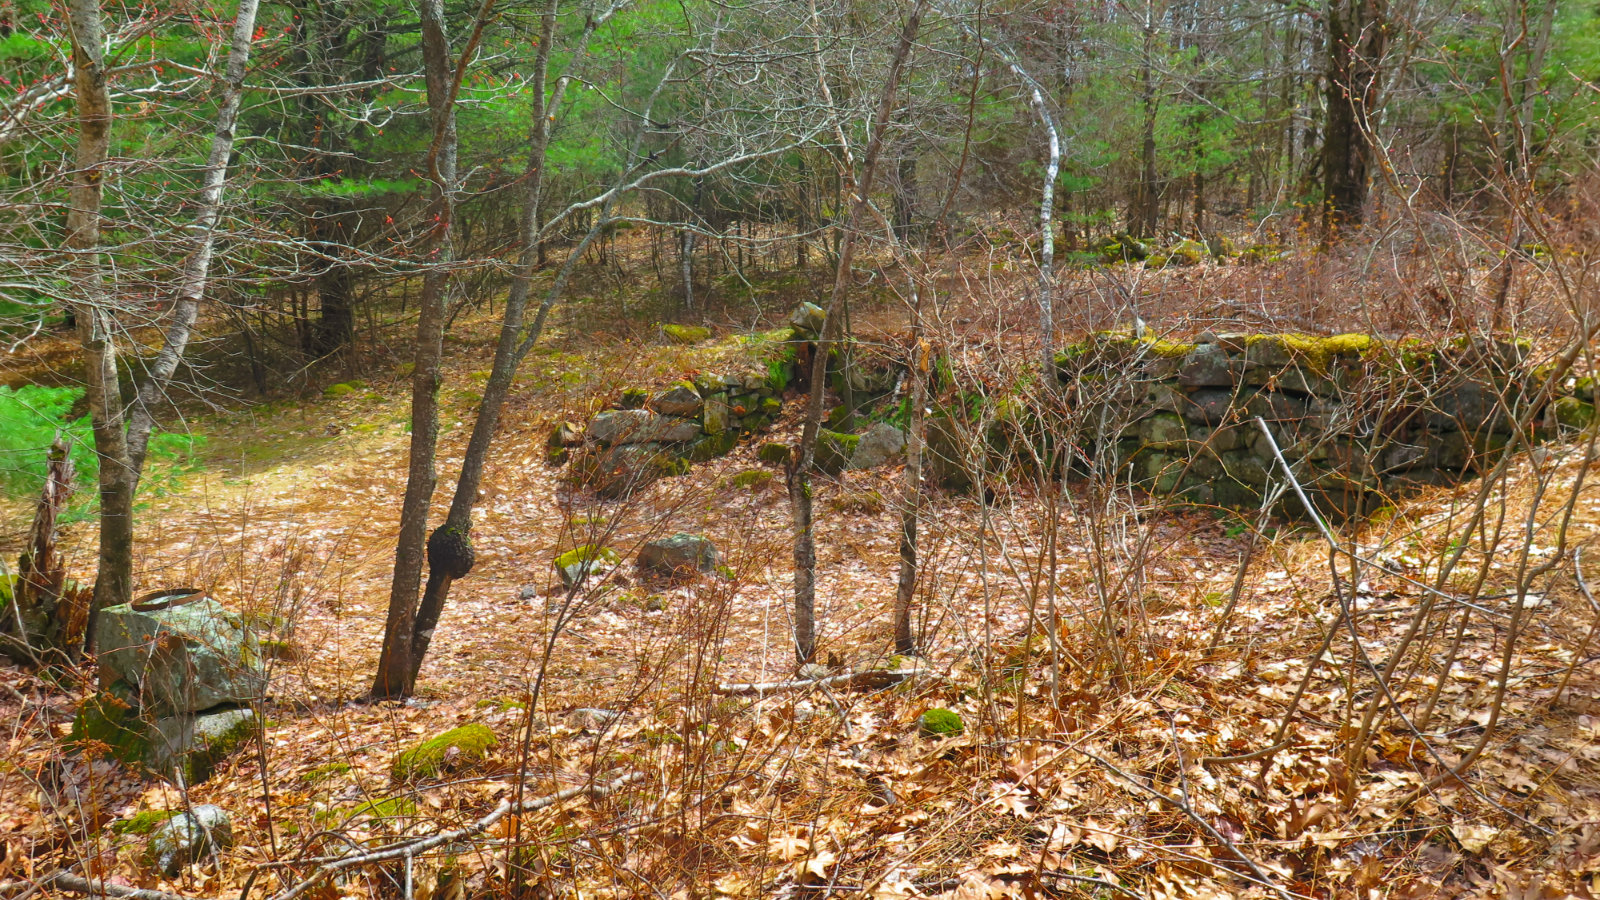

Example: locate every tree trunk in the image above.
[680,228,695,313]
[790,0,926,665]
[126,0,262,479]
[1321,0,1386,230]
[894,331,927,654]
[1132,2,1159,238]
[372,0,461,700]
[64,0,134,616]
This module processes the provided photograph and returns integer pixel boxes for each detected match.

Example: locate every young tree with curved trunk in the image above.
[370,0,479,700]
[790,0,927,665]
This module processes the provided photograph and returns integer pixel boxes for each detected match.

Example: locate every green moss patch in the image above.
[350,796,418,819]
[303,761,352,784]
[322,380,367,399]
[112,809,179,836]
[726,469,774,489]
[554,545,620,571]
[662,324,713,344]
[68,686,147,765]
[392,723,497,781]
[917,708,964,737]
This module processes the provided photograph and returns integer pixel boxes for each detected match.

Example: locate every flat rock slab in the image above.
[95,597,264,716]
[638,533,718,577]
[144,804,232,877]
[588,410,700,445]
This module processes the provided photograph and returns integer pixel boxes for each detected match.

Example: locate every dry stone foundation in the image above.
[561,306,1596,518]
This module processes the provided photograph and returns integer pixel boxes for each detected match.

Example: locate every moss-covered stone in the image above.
[113,809,179,836]
[687,429,738,462]
[1147,238,1205,268]
[553,545,619,587]
[757,442,792,465]
[322,380,366,399]
[1555,396,1595,430]
[618,388,651,410]
[392,723,497,781]
[917,708,964,737]
[1244,333,1375,373]
[662,324,712,344]
[726,469,774,489]
[815,430,861,475]
[68,683,147,765]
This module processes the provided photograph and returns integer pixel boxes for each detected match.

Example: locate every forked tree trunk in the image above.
[391,0,622,692]
[790,0,927,664]
[372,0,462,699]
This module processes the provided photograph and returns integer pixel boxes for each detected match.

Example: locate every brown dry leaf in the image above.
[1451,822,1499,854]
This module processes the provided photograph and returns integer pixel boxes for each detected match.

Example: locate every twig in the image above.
[1200,740,1296,766]
[1038,871,1148,899]
[1081,750,1298,900]
[257,772,643,900]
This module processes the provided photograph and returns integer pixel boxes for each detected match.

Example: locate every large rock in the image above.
[649,384,704,418]
[637,533,718,577]
[849,423,906,469]
[94,595,264,717]
[789,302,827,337]
[144,805,232,877]
[1177,343,1234,387]
[572,443,689,497]
[587,410,701,446]
[145,706,260,785]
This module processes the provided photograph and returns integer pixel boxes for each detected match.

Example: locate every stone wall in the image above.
[1053,332,1595,515]
[561,306,1597,516]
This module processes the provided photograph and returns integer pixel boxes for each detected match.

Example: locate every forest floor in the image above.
[4,259,1600,899]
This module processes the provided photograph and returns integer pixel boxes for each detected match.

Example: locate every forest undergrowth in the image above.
[3,246,1600,900]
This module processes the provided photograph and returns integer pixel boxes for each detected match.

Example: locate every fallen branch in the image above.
[714,668,932,696]
[260,772,642,900]
[1,872,220,900]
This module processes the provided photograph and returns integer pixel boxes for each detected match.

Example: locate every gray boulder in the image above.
[649,384,704,418]
[637,533,719,577]
[144,805,232,877]
[588,410,701,445]
[789,302,827,336]
[95,596,264,717]
[572,443,687,497]
[1177,343,1234,387]
[849,422,906,469]
[145,706,261,785]
[702,394,730,435]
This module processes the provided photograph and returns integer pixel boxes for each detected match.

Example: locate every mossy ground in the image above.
[391,723,498,781]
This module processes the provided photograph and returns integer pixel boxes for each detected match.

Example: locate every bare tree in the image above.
[790,0,928,664]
